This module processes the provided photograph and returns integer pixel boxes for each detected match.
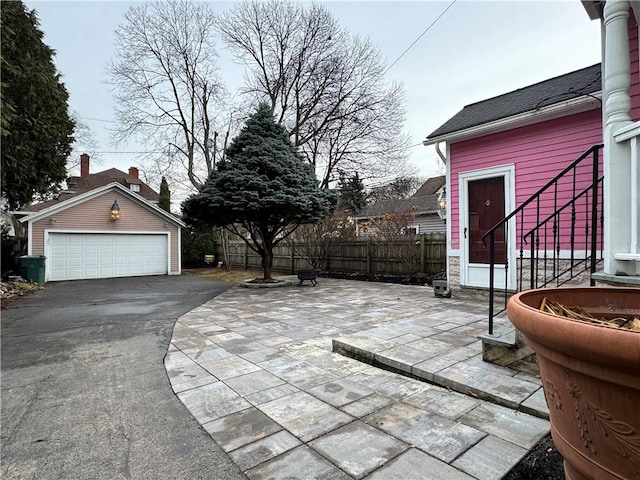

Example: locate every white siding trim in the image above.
[424,95,601,146]
[44,229,170,235]
[176,227,182,275]
[445,143,452,286]
[27,221,33,255]
[167,231,172,276]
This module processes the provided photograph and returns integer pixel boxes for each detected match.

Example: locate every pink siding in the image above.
[449,109,603,250]
[30,190,180,273]
[630,9,640,121]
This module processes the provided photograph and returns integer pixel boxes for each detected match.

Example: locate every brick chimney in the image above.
[128,167,139,179]
[80,153,90,177]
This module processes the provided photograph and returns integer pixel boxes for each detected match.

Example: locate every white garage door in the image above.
[47,233,168,281]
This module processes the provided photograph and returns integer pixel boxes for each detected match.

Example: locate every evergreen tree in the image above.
[338,171,368,215]
[1,1,75,209]
[182,103,336,280]
[158,176,171,212]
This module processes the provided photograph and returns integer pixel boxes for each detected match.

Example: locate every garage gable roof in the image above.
[19,182,185,227]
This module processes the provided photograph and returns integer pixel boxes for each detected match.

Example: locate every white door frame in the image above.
[458,164,516,289]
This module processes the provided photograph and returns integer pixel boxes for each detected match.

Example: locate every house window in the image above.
[130,184,140,192]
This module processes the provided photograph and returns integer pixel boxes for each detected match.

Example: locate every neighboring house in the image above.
[354,177,446,237]
[423,1,639,293]
[412,175,445,197]
[14,154,184,282]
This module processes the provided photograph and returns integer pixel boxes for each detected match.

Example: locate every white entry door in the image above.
[460,166,516,289]
[47,233,168,281]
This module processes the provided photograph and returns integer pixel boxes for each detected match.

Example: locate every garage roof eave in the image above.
[19,182,185,228]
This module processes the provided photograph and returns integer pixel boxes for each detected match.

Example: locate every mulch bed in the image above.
[503,433,564,480]
[318,271,439,286]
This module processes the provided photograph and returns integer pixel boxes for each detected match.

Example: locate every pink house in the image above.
[423,2,639,298]
[425,65,603,292]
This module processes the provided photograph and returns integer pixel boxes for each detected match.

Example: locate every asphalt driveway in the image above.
[1,275,247,480]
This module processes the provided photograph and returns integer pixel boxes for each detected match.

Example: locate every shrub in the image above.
[181,228,217,268]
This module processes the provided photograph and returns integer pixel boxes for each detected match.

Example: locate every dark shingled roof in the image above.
[413,176,445,197]
[355,195,439,219]
[427,63,601,139]
[20,168,160,213]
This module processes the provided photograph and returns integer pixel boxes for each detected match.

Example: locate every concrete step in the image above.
[333,336,548,420]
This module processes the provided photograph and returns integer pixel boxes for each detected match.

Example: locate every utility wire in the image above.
[383,0,456,75]
[79,116,118,123]
[92,151,163,154]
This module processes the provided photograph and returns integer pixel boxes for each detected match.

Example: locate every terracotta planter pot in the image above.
[507,287,640,480]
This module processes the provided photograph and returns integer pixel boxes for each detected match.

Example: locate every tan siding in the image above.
[31,190,180,274]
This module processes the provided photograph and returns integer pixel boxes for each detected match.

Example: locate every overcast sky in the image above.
[26,0,602,187]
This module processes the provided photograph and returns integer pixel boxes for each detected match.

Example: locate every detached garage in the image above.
[47,232,169,281]
[18,181,183,282]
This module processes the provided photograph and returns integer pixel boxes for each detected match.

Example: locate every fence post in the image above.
[366,239,372,274]
[243,242,248,270]
[290,240,295,274]
[420,234,426,273]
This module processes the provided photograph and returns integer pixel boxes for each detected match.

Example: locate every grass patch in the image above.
[183,267,266,284]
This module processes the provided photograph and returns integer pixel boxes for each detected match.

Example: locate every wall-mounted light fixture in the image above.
[110,200,120,221]
[437,188,447,221]
[48,217,56,223]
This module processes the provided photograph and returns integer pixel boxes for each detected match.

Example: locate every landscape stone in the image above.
[246,446,352,480]
[257,391,353,442]
[310,421,408,479]
[229,430,301,472]
[459,403,550,449]
[365,402,486,463]
[202,407,282,452]
[452,435,528,480]
[365,448,475,480]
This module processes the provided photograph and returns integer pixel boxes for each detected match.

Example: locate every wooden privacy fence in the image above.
[224,233,446,276]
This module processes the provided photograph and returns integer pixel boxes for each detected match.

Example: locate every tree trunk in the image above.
[219,227,231,271]
[262,250,273,280]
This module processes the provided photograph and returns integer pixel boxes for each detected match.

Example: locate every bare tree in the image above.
[359,207,420,274]
[66,112,101,176]
[108,0,226,192]
[217,0,411,188]
[293,207,355,270]
[368,175,426,203]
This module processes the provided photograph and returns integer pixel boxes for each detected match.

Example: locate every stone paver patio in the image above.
[165,277,549,479]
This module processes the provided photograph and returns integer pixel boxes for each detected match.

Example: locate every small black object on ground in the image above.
[297,268,318,286]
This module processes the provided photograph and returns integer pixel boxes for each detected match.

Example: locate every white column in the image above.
[602,0,635,275]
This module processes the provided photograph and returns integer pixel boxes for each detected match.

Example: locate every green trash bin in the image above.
[19,255,46,284]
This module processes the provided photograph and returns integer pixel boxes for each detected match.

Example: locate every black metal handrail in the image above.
[482,144,604,334]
